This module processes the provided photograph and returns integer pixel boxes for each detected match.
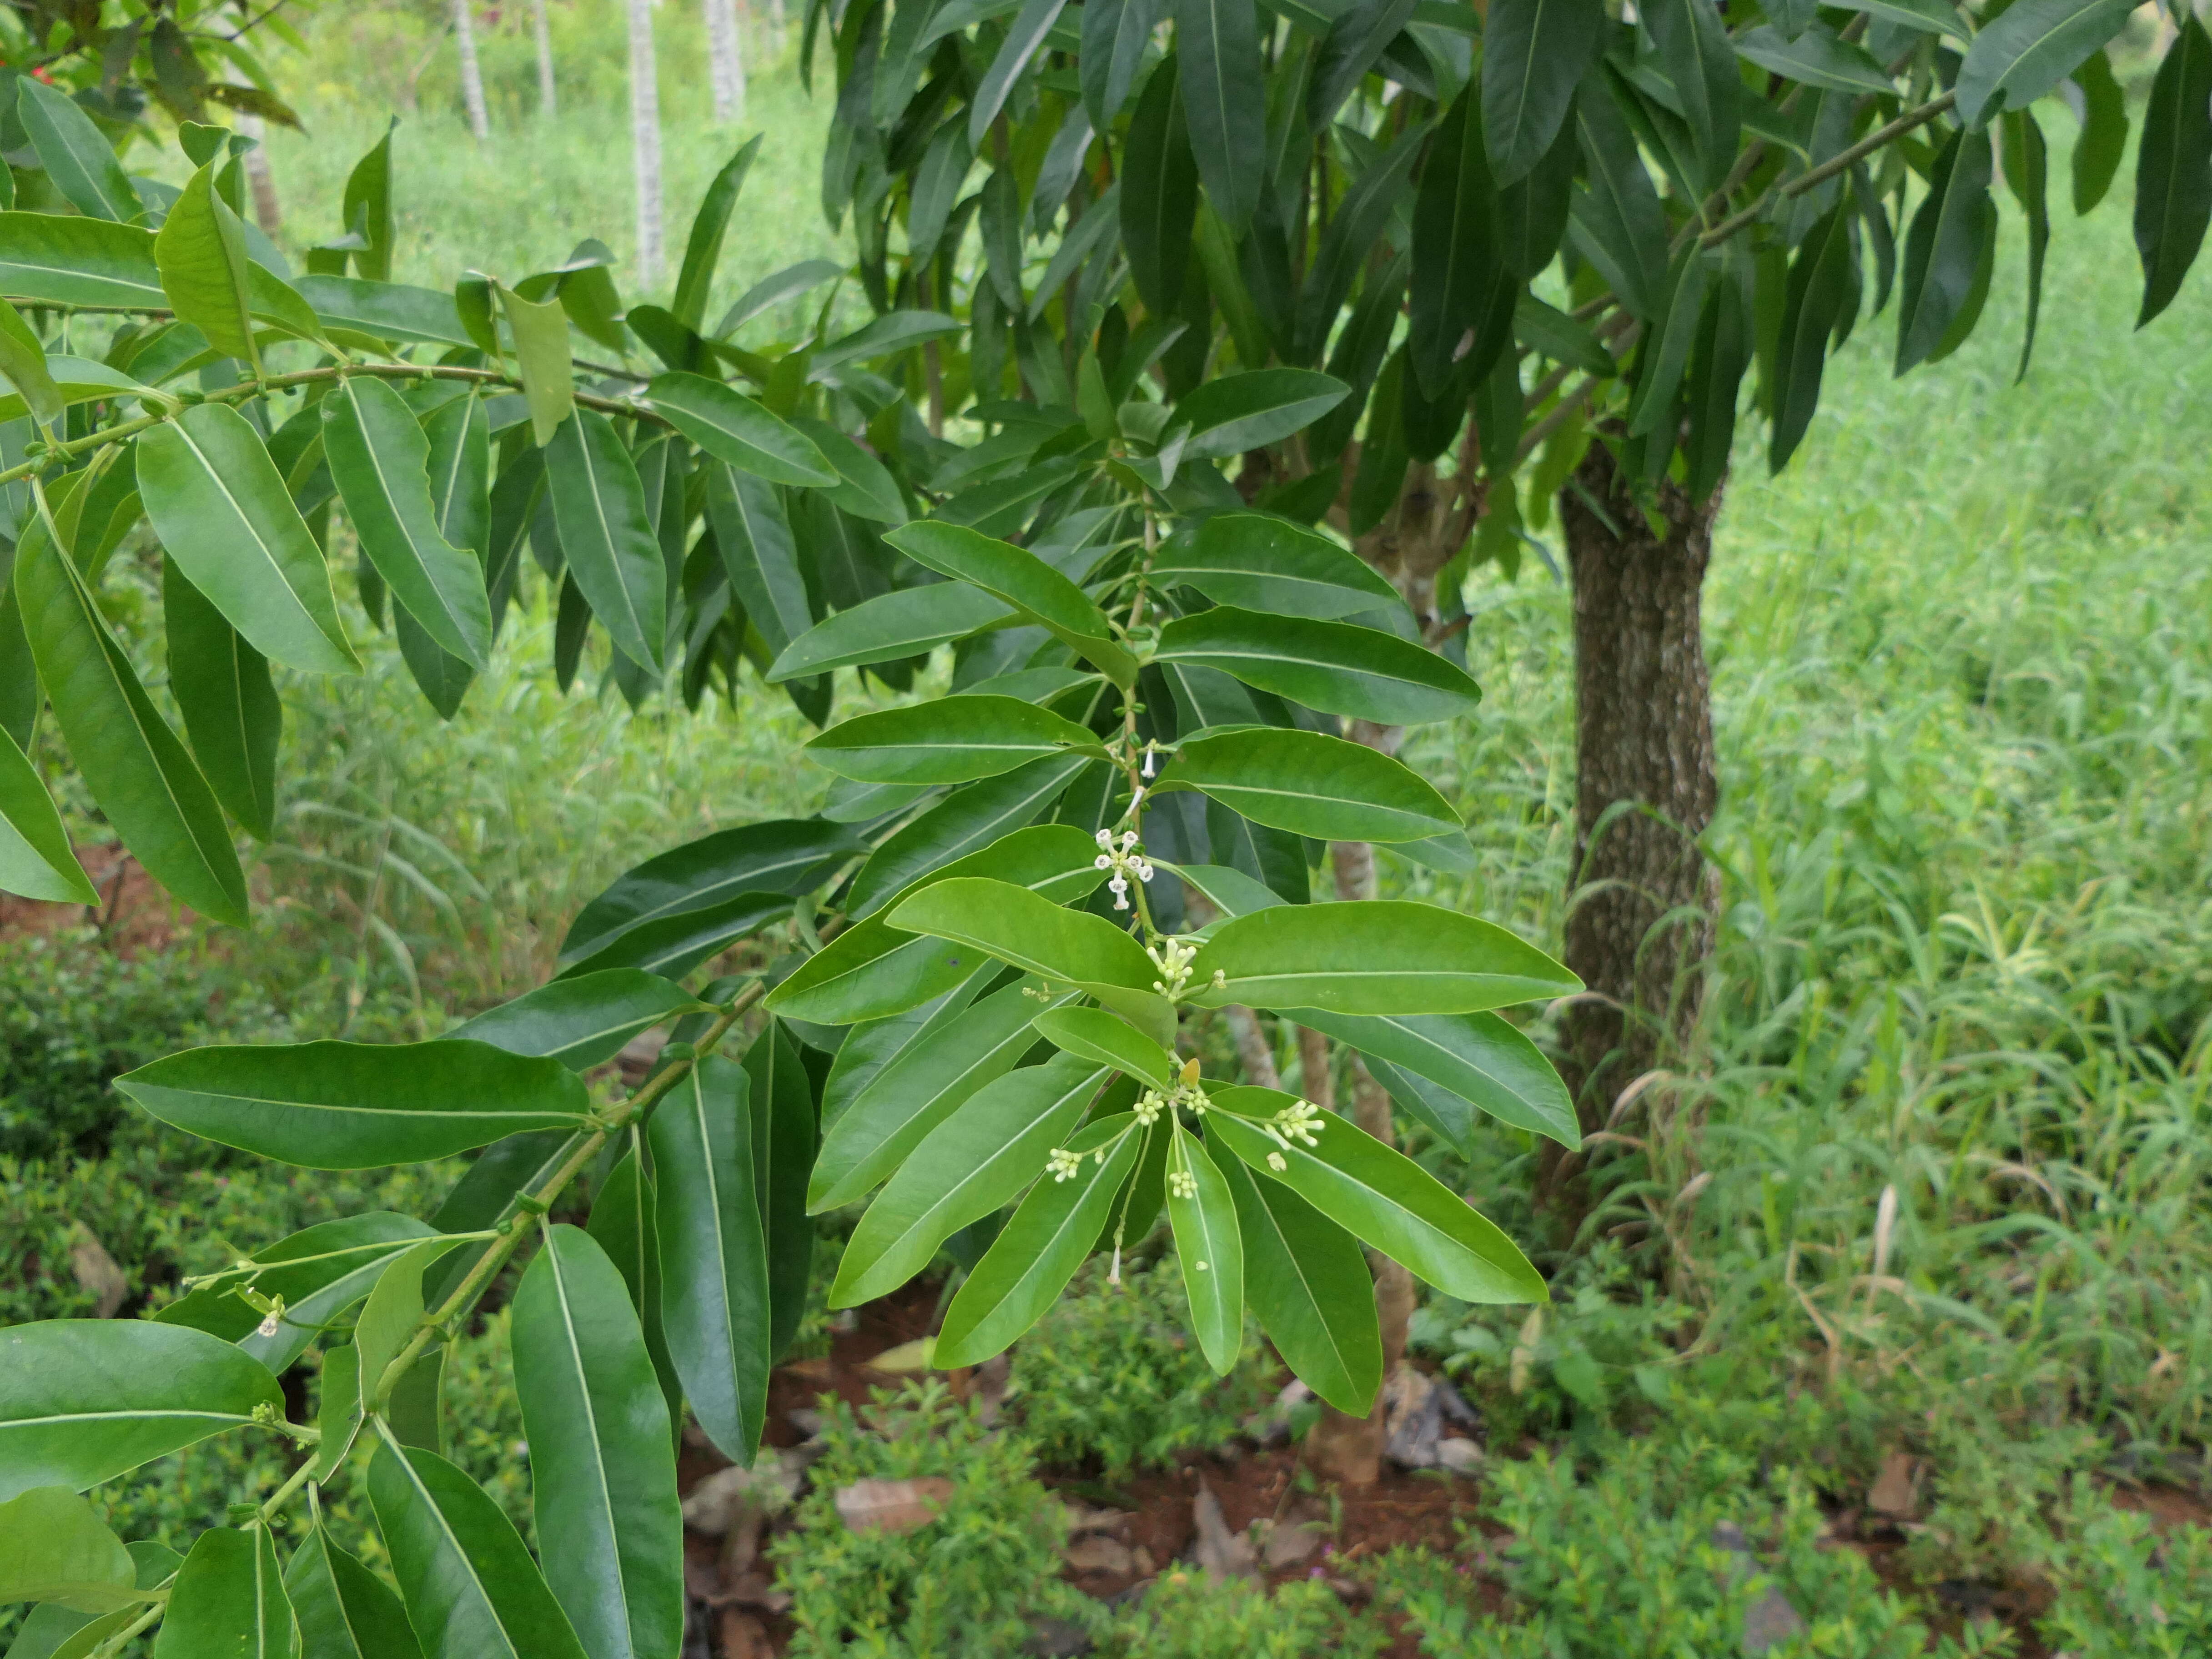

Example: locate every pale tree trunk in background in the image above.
[236,113,281,234]
[532,0,558,117]
[769,0,787,44]
[1540,437,1724,1227]
[628,0,664,286]
[452,0,491,140]
[706,0,747,122]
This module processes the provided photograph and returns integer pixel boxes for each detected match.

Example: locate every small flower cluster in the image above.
[1168,1168,1197,1200]
[1135,1076,1209,1126]
[1046,1147,1086,1182]
[1269,1098,1327,1149]
[1148,936,1199,998]
[1093,828,1155,911]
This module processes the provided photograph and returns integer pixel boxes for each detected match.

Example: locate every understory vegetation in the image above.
[3,9,2207,1654]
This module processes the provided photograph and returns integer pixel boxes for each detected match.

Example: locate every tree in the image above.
[630,0,666,284]
[534,0,561,117]
[452,0,492,141]
[707,0,750,123]
[0,85,1580,1649]
[788,0,2204,1470]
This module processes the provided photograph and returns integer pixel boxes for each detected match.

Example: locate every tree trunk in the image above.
[707,0,748,123]
[452,0,491,141]
[628,0,665,287]
[769,0,788,40]
[532,0,558,117]
[1548,437,1723,1192]
[236,114,281,235]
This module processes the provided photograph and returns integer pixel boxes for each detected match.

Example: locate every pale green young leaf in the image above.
[0,722,98,904]
[1153,727,1462,844]
[16,80,138,222]
[1167,1121,1244,1374]
[887,876,1161,1001]
[0,297,61,428]
[0,1487,140,1613]
[154,163,260,372]
[1031,1005,1176,1087]
[497,283,575,446]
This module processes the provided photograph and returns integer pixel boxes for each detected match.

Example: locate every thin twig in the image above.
[1699,91,1957,249]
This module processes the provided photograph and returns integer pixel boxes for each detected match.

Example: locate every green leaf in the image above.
[155,1212,439,1376]
[498,283,576,447]
[649,1057,771,1463]
[13,505,249,926]
[1082,0,1159,128]
[448,970,699,1070]
[1032,1005,1176,1087]
[745,1021,818,1359]
[116,1040,593,1169]
[511,1226,684,1659]
[1310,0,1423,133]
[561,818,860,969]
[716,259,845,337]
[307,1347,365,1485]
[1570,81,1668,320]
[2000,109,2051,381]
[322,377,493,670]
[789,418,905,523]
[1410,82,1504,398]
[0,298,61,430]
[1649,0,1739,191]
[886,521,1136,687]
[153,1526,297,1659]
[813,309,965,371]
[769,583,1012,680]
[0,723,97,904]
[0,1487,139,1614]
[705,463,818,694]
[1175,0,1268,235]
[154,163,261,371]
[972,0,1071,146]
[643,373,835,487]
[809,979,1065,1211]
[284,1524,423,1659]
[673,138,762,332]
[1121,55,1200,315]
[1174,859,1291,919]
[1211,1099,1546,1302]
[845,754,1092,916]
[1186,900,1579,1016]
[887,876,1160,1002]
[769,824,1105,1023]
[1482,0,1605,186]
[299,276,472,348]
[368,1434,589,1659]
[1895,127,1996,376]
[935,1120,1142,1366]
[353,1236,464,1413]
[545,411,667,674]
[139,402,358,677]
[1154,726,1460,844]
[1293,1009,1578,1147]
[0,1321,282,1501]
[0,212,170,308]
[2071,46,2126,215]
[1167,1120,1244,1373]
[16,80,137,222]
[556,891,789,981]
[1954,0,2133,128]
[1212,1145,1381,1414]
[341,126,397,283]
[0,353,160,430]
[161,558,281,841]
[1149,513,1399,620]
[420,1131,580,1310]
[586,1149,684,1442]
[1152,606,1478,724]
[833,1055,1106,1306]
[1733,23,1894,95]
[2135,15,2212,328]
[803,695,1103,785]
[1173,369,1350,459]
[1768,204,1855,471]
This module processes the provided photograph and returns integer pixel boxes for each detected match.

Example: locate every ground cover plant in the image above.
[0,2,2207,1657]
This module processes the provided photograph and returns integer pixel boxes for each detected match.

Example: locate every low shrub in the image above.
[1098,1568,1387,1659]
[2036,1482,2212,1659]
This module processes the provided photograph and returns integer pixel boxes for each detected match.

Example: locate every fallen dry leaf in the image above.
[835,1476,954,1534]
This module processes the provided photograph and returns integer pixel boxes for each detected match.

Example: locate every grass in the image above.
[13,6,2212,1649]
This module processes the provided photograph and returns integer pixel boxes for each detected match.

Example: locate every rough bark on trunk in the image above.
[532,0,558,117]
[452,0,490,141]
[1549,437,1723,1173]
[628,0,665,287]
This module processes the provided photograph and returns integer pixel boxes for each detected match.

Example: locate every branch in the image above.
[1699,90,1957,250]
[1514,370,1610,468]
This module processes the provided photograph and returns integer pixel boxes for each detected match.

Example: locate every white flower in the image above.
[1046,1148,1083,1182]
[1134,1090,1165,1126]
[1267,1152,1288,1173]
[255,1310,282,1339]
[1168,1168,1197,1200]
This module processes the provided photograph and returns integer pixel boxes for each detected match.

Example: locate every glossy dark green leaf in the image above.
[1408,83,1503,398]
[318,383,488,673]
[1150,513,1399,619]
[511,1226,684,1659]
[2000,110,2050,381]
[972,0,1070,146]
[586,1147,684,1439]
[1294,1009,1577,1147]
[1174,369,1350,460]
[1153,726,1461,843]
[1032,1006,1175,1087]
[1955,0,2132,127]
[139,403,359,677]
[116,1040,592,1169]
[0,1321,282,1501]
[153,164,261,371]
[162,558,280,841]
[935,1117,1141,1366]
[1175,0,1267,235]
[804,695,1103,785]
[1310,0,1422,132]
[1153,606,1479,724]
[745,1021,818,1360]
[673,138,762,332]
[556,889,789,981]
[887,520,1137,686]
[545,411,666,674]
[1121,56,1200,315]
[14,505,249,926]
[1212,1144,1381,1414]
[769,583,1011,680]
[809,979,1064,1210]
[561,818,860,969]
[368,1434,588,1659]
[152,1525,297,1659]
[1769,204,1855,471]
[0,213,170,308]
[154,1212,439,1376]
[1733,22,1894,94]
[448,971,699,1070]
[649,1056,770,1463]
[0,724,97,905]
[1186,899,1579,1016]
[1649,0,1739,191]
[2071,45,2126,215]
[2135,15,2212,328]
[1166,1120,1244,1373]
[770,824,1104,1023]
[1082,0,1159,129]
[1482,0,1604,186]
[17,83,135,217]
[1895,126,1995,375]
[644,373,835,488]
[845,754,1092,917]
[0,1486,139,1614]
[1570,81,1668,319]
[789,418,905,523]
[1211,1099,1545,1302]
[284,1523,423,1659]
[887,877,1160,1003]
[716,259,845,337]
[1297,130,1424,362]
[706,463,817,680]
